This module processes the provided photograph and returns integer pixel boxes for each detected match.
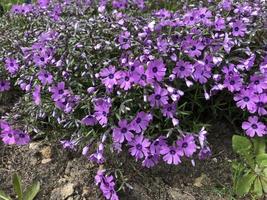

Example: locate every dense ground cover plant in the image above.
[0,0,266,199]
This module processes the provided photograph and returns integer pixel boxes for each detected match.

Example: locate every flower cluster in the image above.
[0,120,30,145]
[0,0,266,199]
[95,170,119,200]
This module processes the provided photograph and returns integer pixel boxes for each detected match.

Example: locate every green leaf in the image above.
[252,138,266,155]
[23,181,40,200]
[260,177,267,193]
[13,173,23,200]
[256,154,267,168]
[235,172,256,196]
[253,177,263,197]
[0,191,12,200]
[232,135,252,155]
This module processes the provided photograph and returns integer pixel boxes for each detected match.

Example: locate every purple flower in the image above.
[112,0,128,9]
[5,58,19,74]
[148,86,169,107]
[112,120,133,143]
[197,7,212,25]
[1,130,16,145]
[14,130,30,145]
[132,65,148,86]
[256,94,267,116]
[173,60,193,79]
[177,135,197,157]
[182,38,205,58]
[214,17,225,31]
[81,115,97,126]
[232,20,247,37]
[0,80,11,92]
[199,146,212,160]
[38,70,53,85]
[128,135,151,160]
[90,143,105,164]
[150,136,167,155]
[142,154,159,168]
[33,85,41,105]
[94,99,111,126]
[242,116,266,137]
[60,140,77,150]
[99,66,120,89]
[50,82,69,101]
[100,175,119,200]
[249,74,267,94]
[146,59,166,82]
[118,31,131,49]
[130,112,152,133]
[223,75,243,92]
[193,62,212,84]
[160,145,183,165]
[0,120,10,133]
[161,103,176,118]
[234,89,257,113]
[118,71,133,90]
[33,49,53,67]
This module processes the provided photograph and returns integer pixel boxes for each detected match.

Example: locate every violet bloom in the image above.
[256,94,267,116]
[193,62,212,84]
[33,85,41,105]
[100,175,119,200]
[118,71,133,90]
[112,0,128,9]
[50,82,69,101]
[81,115,97,126]
[60,140,77,150]
[249,74,267,94]
[242,116,266,137]
[118,31,131,50]
[112,120,133,143]
[132,65,148,86]
[223,33,235,53]
[173,60,193,79]
[177,135,197,157]
[214,17,225,31]
[94,99,111,126]
[99,66,120,89]
[160,145,183,165]
[223,75,243,92]
[199,146,212,160]
[0,80,11,92]
[197,7,212,25]
[130,112,152,133]
[167,87,184,102]
[146,59,166,82]
[0,120,10,133]
[33,49,52,67]
[150,136,167,155]
[148,86,169,107]
[5,58,19,74]
[182,38,205,58]
[14,130,30,145]
[234,89,257,113]
[232,20,247,37]
[128,135,151,160]
[90,143,105,164]
[1,130,16,145]
[38,70,53,85]
[161,103,176,118]
[142,154,159,168]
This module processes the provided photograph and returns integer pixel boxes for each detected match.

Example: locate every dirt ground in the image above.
[0,121,237,200]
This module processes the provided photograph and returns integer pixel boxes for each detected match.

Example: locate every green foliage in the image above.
[232,135,267,198]
[0,173,40,200]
